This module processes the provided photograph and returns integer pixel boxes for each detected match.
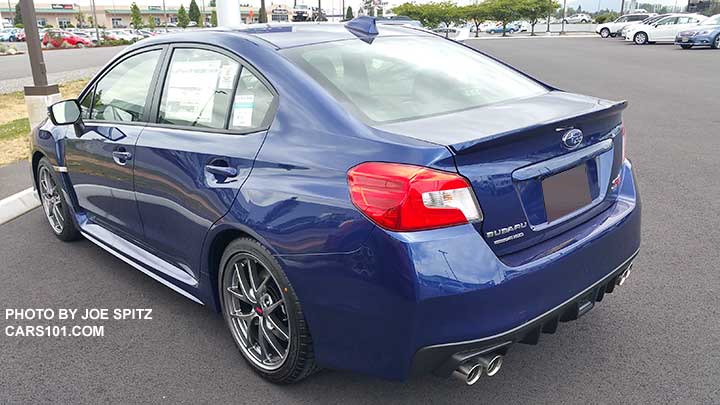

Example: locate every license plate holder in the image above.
[542,164,592,223]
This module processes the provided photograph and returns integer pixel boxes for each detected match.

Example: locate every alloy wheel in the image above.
[634,32,647,45]
[601,28,610,38]
[224,253,291,371]
[714,35,720,49]
[38,166,64,234]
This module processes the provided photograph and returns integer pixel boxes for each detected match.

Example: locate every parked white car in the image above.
[625,13,705,44]
[596,13,655,38]
[563,13,593,24]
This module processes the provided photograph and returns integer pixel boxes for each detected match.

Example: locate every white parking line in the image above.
[0,188,40,226]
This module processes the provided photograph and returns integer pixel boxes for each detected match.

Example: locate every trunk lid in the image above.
[377,91,627,256]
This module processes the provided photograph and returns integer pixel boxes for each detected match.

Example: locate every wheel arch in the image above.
[31,150,47,190]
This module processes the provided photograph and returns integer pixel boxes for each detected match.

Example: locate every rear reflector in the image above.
[347,162,482,232]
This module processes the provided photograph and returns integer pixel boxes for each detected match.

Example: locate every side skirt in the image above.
[80,221,204,306]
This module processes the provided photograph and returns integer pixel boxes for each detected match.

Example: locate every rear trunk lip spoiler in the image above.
[449,99,627,155]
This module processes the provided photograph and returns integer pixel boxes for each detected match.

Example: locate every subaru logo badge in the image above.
[562,129,583,150]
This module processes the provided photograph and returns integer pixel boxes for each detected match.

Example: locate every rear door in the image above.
[133,45,277,279]
[65,47,164,241]
[652,17,679,41]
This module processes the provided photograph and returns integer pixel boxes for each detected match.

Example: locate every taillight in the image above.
[347,162,482,232]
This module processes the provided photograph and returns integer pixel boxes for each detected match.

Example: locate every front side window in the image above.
[616,16,628,23]
[90,50,161,122]
[158,48,240,129]
[283,37,547,124]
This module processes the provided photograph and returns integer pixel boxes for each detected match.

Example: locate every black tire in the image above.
[219,237,319,384]
[610,33,617,37]
[712,34,720,49]
[634,32,648,45]
[680,44,693,49]
[36,158,81,242]
[600,28,610,38]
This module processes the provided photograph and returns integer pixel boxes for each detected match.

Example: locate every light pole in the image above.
[90,0,100,42]
[560,0,567,35]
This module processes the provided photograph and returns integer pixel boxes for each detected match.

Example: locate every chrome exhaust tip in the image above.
[453,362,483,385]
[617,265,633,286]
[476,354,503,377]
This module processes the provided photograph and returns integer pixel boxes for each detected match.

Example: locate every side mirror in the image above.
[48,99,81,126]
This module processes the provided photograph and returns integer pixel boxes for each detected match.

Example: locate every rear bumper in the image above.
[409,249,637,377]
[282,162,640,381]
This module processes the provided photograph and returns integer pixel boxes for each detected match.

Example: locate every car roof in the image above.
[212,22,435,49]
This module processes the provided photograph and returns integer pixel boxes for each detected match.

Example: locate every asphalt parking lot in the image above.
[1,37,719,403]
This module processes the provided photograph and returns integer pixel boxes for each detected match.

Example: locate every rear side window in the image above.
[229,68,275,130]
[283,37,547,124]
[158,48,239,129]
[90,50,161,122]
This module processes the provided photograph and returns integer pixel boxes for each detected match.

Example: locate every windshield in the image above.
[283,37,547,124]
[700,14,720,25]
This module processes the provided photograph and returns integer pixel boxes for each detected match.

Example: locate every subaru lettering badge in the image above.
[562,129,583,150]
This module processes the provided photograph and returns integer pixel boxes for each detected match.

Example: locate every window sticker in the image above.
[232,94,255,128]
[217,64,237,89]
[164,60,222,124]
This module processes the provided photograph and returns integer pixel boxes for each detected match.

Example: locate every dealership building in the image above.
[0,2,292,29]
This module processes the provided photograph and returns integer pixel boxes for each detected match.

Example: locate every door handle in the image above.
[112,150,132,166]
[205,164,238,178]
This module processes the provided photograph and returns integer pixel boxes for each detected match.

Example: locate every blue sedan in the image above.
[675,13,720,49]
[31,17,640,384]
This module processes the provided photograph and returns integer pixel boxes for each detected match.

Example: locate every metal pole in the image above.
[90,0,99,42]
[560,0,567,35]
[20,0,48,87]
[619,0,625,14]
[162,0,167,27]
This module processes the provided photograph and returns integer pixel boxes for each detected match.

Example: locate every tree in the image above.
[345,6,354,19]
[130,2,143,28]
[211,10,218,26]
[88,16,94,27]
[14,2,22,26]
[76,10,86,28]
[483,0,522,36]
[189,0,201,25]
[363,0,375,17]
[177,4,190,28]
[209,0,216,7]
[519,0,560,36]
[462,3,489,37]
[393,2,464,33]
[147,16,156,29]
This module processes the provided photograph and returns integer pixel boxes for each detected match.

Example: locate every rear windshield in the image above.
[282,36,547,124]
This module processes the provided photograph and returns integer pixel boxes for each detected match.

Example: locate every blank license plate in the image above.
[542,164,592,223]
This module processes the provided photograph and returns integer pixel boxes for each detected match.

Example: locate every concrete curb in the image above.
[0,188,40,226]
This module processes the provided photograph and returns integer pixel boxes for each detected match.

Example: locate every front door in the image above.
[64,47,164,240]
[133,46,277,278]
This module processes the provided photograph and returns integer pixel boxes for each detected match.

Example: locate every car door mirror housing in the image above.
[48,100,81,126]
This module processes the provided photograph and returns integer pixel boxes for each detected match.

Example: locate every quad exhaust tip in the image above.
[617,265,633,286]
[453,354,503,385]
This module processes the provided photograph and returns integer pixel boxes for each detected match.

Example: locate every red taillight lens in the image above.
[347,162,482,232]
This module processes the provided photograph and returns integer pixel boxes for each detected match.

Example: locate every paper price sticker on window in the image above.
[232,94,255,128]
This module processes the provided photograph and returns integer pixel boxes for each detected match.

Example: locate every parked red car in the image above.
[15,29,26,41]
[42,30,92,48]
